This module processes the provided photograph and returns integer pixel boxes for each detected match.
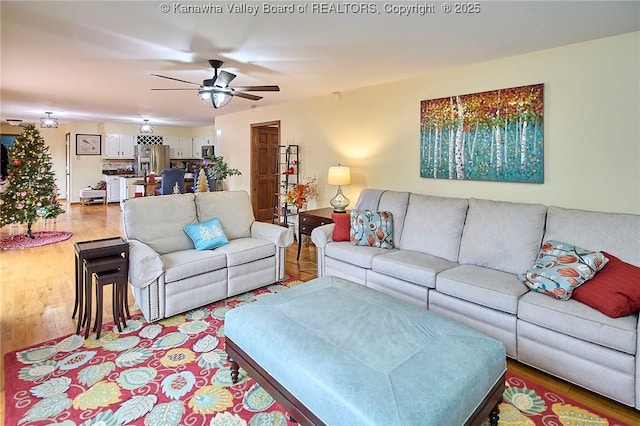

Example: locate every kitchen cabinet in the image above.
[119,177,140,210]
[105,134,135,159]
[104,175,121,203]
[193,136,214,158]
[165,136,194,159]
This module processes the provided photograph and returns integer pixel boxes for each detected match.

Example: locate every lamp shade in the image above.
[327,165,351,186]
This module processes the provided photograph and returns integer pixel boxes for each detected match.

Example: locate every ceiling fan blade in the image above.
[216,70,236,88]
[151,88,199,91]
[151,73,200,86]
[232,91,263,101]
[232,85,280,92]
[202,78,217,87]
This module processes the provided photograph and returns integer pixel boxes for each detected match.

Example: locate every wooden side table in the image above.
[297,207,335,260]
[73,237,129,335]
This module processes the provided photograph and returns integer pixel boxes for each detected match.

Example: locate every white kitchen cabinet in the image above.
[104,134,135,159]
[104,175,121,203]
[119,177,140,210]
[166,136,194,159]
[193,136,214,158]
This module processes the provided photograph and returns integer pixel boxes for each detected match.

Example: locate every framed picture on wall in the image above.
[76,134,101,155]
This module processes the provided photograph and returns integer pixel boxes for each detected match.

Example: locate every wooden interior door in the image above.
[251,121,280,222]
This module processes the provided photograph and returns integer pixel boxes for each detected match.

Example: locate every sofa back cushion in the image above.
[123,193,197,254]
[544,206,640,267]
[399,194,468,262]
[377,191,410,240]
[195,191,254,240]
[458,198,547,275]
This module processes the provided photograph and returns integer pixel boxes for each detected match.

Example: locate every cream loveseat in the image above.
[123,191,293,322]
[311,189,640,409]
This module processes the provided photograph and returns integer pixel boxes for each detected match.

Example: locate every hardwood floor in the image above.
[1,202,638,424]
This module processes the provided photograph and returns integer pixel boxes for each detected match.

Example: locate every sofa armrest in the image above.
[311,224,335,277]
[127,239,164,289]
[251,221,294,247]
[311,223,335,248]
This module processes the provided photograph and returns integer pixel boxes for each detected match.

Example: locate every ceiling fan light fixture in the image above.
[40,112,58,128]
[140,119,153,133]
[212,92,232,109]
[198,89,212,101]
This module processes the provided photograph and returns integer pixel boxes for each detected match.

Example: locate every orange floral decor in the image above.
[284,176,318,210]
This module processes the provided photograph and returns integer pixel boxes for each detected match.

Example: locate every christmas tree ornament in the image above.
[13,159,21,166]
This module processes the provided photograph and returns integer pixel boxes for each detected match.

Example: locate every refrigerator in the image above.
[135,144,170,176]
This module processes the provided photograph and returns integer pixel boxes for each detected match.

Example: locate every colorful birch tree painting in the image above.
[420,84,544,183]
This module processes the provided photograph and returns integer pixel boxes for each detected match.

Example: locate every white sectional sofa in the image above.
[123,191,293,322]
[311,189,640,409]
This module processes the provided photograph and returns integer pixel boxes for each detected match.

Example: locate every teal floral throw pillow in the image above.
[350,209,394,249]
[183,217,229,251]
[519,240,608,300]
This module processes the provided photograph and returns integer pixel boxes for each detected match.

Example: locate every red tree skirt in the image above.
[0,231,72,250]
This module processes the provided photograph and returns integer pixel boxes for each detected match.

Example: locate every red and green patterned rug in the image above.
[4,276,629,425]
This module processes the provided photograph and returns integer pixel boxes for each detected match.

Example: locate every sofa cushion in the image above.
[371,250,458,289]
[350,210,394,248]
[332,213,350,242]
[195,191,254,240]
[518,291,637,355]
[544,206,640,267]
[519,240,608,301]
[572,252,640,318]
[214,237,275,267]
[123,193,197,255]
[436,264,529,315]
[399,194,468,262]
[377,191,410,241]
[458,198,546,275]
[162,249,227,283]
[183,217,229,251]
[326,241,391,269]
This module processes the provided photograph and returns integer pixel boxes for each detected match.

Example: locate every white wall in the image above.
[216,32,640,214]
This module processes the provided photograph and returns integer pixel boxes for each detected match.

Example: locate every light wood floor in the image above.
[1,202,638,424]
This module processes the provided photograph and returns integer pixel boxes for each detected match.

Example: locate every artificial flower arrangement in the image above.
[284,176,318,209]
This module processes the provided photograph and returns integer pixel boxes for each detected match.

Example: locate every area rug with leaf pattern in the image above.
[4,275,629,426]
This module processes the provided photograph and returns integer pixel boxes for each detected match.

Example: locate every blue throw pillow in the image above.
[350,209,394,249]
[183,217,229,251]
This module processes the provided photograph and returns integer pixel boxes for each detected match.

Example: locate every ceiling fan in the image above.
[151,59,280,108]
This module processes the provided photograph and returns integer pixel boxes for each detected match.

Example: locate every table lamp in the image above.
[327,165,351,212]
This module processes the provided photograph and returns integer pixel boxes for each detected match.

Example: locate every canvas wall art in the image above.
[420,84,544,183]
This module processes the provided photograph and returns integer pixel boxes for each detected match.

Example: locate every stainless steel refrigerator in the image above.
[135,144,170,176]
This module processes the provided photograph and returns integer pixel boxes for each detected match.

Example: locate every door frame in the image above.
[250,120,280,219]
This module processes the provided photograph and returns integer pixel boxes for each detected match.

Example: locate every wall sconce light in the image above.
[327,164,351,212]
[140,119,153,133]
[40,112,58,128]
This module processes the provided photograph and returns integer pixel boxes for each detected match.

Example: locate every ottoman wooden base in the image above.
[225,276,506,425]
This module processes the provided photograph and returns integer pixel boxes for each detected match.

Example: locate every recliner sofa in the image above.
[311,189,640,409]
[123,191,293,322]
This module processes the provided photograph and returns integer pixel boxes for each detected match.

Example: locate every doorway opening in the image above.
[250,121,280,222]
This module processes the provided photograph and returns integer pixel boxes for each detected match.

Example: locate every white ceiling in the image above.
[1,1,639,128]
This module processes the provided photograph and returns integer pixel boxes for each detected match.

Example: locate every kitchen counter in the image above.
[134,179,195,196]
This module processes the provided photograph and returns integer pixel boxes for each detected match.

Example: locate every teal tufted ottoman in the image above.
[225,276,506,425]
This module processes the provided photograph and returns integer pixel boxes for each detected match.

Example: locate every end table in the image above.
[297,207,335,260]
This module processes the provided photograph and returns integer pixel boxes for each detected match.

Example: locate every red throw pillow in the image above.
[572,252,640,318]
[331,213,351,242]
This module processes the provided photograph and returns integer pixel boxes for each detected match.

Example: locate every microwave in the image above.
[201,145,215,158]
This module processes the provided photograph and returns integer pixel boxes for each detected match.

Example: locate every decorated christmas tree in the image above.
[0,125,65,238]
